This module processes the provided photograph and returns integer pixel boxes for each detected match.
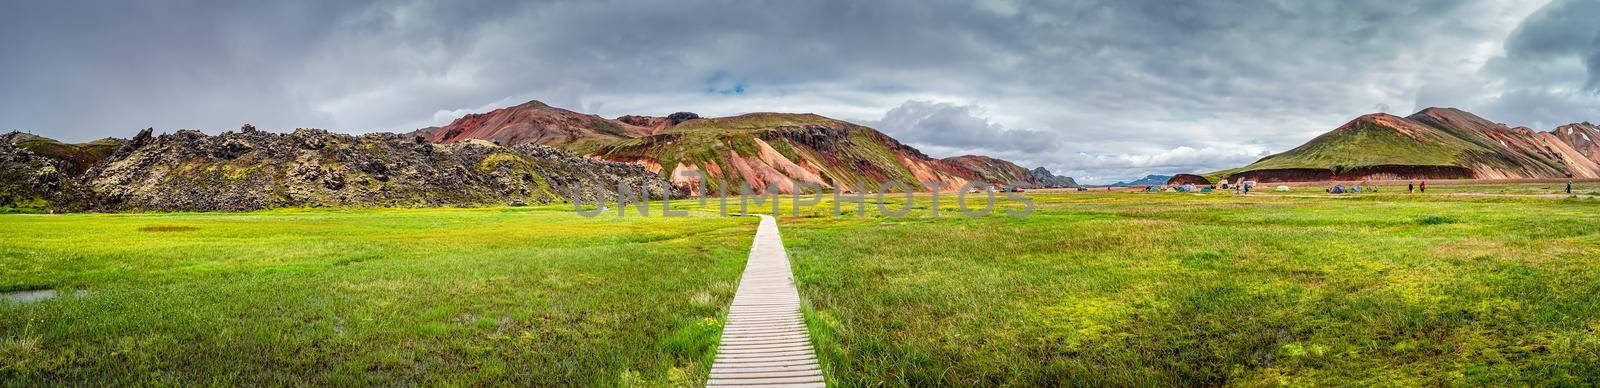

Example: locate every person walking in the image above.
[1420,180,1426,193]
[1408,182,1414,193]
[1568,180,1574,194]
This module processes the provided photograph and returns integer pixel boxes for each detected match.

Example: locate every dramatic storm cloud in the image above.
[2,0,1589,183]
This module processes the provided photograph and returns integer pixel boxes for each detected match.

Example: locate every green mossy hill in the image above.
[1207,108,1590,182]
[1241,115,1469,171]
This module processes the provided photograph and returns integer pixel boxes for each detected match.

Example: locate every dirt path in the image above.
[706,215,825,387]
[1434,193,1594,199]
[1239,192,1594,199]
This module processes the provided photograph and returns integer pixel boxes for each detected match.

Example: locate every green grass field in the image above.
[3,186,1599,385]
[785,190,1600,385]
[0,208,753,385]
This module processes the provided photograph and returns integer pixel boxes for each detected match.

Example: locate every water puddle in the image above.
[2,289,90,305]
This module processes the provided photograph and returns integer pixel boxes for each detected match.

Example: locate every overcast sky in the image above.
[3,0,1598,183]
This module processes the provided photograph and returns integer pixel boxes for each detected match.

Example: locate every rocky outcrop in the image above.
[2,127,673,212]
[616,115,674,134]
[0,132,94,211]
[617,112,701,135]
[5,133,125,175]
[1028,167,1079,188]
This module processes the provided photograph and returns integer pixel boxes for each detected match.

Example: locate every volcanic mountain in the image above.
[415,100,655,152]
[1,99,1076,211]
[1111,175,1173,187]
[425,100,1075,194]
[942,155,1072,189]
[1032,167,1078,188]
[1209,108,1600,183]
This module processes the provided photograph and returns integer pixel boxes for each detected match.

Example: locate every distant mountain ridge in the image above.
[1206,108,1600,183]
[414,100,654,152]
[1029,167,1078,188]
[1,99,1078,211]
[942,156,1077,189]
[1111,175,1172,186]
[421,100,1077,194]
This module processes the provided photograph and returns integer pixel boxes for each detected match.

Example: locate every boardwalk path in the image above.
[706,215,825,387]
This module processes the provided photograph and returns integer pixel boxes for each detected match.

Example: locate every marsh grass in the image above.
[779,189,1600,385]
[1413,215,1458,225]
[0,206,753,385]
[2,185,1597,385]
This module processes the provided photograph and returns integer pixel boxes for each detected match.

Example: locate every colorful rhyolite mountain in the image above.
[1,99,1076,211]
[1208,108,1600,183]
[420,100,1075,194]
[416,100,655,151]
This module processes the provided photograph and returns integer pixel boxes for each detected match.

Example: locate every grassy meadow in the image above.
[3,184,1599,385]
[782,188,1600,385]
[0,207,753,385]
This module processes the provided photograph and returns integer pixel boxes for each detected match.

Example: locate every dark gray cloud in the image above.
[0,0,1581,183]
[1416,0,1600,131]
[868,101,1058,154]
[0,2,368,134]
[1502,0,1600,90]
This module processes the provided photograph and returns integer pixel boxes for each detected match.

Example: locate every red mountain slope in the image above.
[421,100,651,151]
[421,100,1070,194]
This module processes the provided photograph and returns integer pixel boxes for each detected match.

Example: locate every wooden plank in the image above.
[715,354,817,364]
[706,215,825,387]
[706,376,826,385]
[711,364,821,374]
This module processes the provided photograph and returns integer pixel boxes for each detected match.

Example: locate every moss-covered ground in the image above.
[3,184,1598,385]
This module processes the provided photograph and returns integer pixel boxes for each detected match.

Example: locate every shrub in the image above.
[1413,215,1457,225]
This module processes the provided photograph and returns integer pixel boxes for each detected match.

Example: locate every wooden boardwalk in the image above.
[707,215,825,387]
